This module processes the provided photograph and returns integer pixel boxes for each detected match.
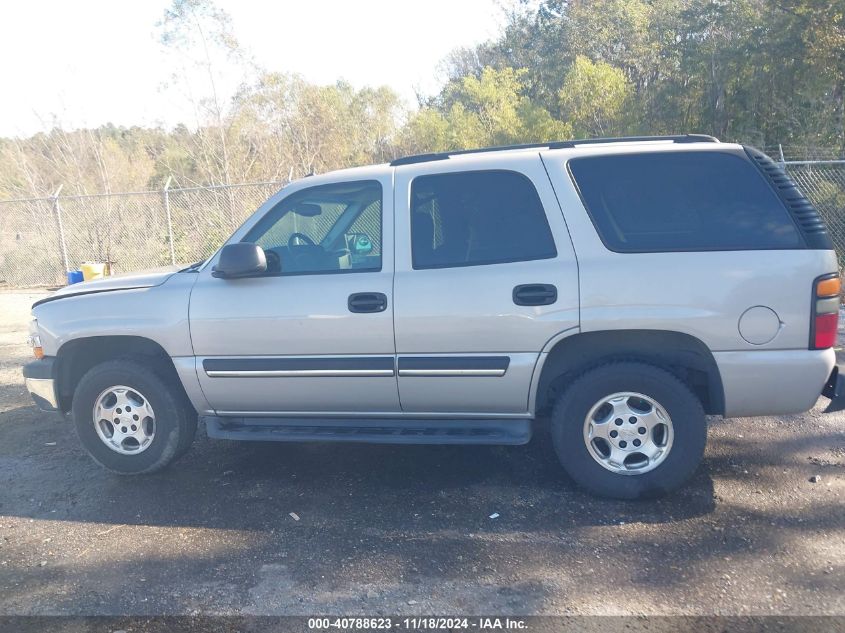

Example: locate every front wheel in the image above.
[551,362,707,499]
[71,359,196,474]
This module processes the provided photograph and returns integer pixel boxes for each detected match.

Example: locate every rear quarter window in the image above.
[567,151,804,252]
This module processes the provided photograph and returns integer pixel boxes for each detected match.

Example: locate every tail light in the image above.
[811,274,840,349]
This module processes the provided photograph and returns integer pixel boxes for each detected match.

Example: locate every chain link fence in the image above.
[0,181,284,287]
[1,160,845,287]
[781,161,845,262]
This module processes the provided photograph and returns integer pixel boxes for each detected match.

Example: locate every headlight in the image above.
[27,319,43,359]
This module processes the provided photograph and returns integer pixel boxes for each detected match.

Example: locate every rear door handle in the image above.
[348,292,388,313]
[513,284,557,306]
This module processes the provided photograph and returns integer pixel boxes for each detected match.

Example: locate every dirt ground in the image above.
[0,290,842,617]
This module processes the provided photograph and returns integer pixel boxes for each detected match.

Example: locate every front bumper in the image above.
[822,365,845,412]
[22,357,59,411]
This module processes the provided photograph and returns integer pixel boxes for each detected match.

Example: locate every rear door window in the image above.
[410,170,557,269]
[567,151,803,252]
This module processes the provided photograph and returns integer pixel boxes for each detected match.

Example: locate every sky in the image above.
[0,0,506,138]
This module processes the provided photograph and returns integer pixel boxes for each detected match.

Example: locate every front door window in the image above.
[243,180,382,275]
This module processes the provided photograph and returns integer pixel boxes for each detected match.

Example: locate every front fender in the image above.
[34,273,196,358]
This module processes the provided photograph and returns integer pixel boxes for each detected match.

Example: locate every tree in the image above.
[157,0,250,186]
[559,56,634,137]
[408,67,571,152]
[776,0,845,154]
[436,0,843,151]
[230,73,405,179]
[2,0,844,204]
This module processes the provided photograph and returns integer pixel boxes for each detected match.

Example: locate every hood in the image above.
[33,266,180,308]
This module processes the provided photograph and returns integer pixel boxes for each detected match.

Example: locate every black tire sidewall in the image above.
[552,362,707,499]
[72,361,183,474]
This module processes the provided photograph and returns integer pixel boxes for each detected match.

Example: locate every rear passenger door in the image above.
[393,154,579,415]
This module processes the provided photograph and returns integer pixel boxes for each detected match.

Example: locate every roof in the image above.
[389,134,721,167]
[284,135,725,186]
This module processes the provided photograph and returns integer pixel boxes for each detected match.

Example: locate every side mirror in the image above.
[212,243,267,279]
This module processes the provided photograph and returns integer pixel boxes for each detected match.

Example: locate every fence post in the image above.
[163,176,176,266]
[778,144,786,164]
[52,185,70,274]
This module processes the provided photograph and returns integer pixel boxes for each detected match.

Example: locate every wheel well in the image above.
[55,336,186,412]
[535,330,724,416]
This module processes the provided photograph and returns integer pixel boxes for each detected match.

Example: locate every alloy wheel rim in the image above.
[93,385,156,455]
[582,391,674,475]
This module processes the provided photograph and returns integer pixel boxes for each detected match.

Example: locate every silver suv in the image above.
[22,135,845,498]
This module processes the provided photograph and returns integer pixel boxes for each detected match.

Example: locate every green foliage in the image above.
[444,0,844,152]
[407,67,571,152]
[230,73,404,177]
[401,108,451,155]
[1,0,843,202]
[559,56,633,137]
[158,0,240,53]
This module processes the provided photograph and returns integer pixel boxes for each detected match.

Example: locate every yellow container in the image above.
[80,262,108,281]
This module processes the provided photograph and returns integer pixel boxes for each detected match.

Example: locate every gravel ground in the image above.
[0,290,842,617]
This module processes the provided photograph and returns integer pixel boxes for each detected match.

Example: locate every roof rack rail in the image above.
[389,134,720,166]
[549,134,719,149]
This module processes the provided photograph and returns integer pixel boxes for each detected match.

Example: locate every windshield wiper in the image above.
[179,260,205,273]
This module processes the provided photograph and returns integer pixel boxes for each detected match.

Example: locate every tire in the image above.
[153,360,198,459]
[71,359,196,474]
[550,361,707,499]
[174,412,198,459]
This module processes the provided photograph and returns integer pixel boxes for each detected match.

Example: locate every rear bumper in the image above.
[22,357,59,411]
[714,348,835,417]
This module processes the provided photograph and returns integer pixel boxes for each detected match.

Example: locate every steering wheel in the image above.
[288,232,315,247]
[264,249,281,273]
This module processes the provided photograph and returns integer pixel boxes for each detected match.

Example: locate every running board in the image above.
[203,416,532,445]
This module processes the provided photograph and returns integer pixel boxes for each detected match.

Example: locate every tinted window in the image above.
[411,170,557,269]
[243,180,382,275]
[568,151,803,252]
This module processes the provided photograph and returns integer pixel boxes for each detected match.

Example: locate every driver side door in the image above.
[189,176,399,415]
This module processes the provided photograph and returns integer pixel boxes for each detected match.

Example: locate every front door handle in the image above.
[513,284,557,306]
[348,292,388,313]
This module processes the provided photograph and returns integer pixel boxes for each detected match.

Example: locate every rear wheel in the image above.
[72,359,196,474]
[550,362,707,499]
